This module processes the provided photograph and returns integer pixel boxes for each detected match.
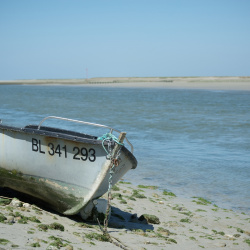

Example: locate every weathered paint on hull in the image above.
[0,168,82,213]
[0,125,137,215]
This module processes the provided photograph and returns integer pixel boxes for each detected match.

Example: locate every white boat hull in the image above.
[0,119,137,215]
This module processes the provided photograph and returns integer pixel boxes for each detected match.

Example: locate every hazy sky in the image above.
[1,0,250,80]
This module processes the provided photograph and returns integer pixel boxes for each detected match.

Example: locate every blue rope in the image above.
[97,133,124,155]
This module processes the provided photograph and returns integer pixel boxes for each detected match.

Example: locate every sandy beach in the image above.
[0,181,249,249]
[1,78,250,249]
[0,77,250,91]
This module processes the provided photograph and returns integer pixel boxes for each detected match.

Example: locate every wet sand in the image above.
[0,181,249,249]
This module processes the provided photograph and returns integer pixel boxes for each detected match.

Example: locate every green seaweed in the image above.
[172,205,183,211]
[5,206,13,212]
[128,196,136,201]
[18,217,28,224]
[192,197,212,205]
[9,212,41,224]
[112,193,122,199]
[199,235,215,240]
[112,185,120,191]
[149,198,156,203]
[112,193,128,203]
[30,242,40,247]
[179,211,193,217]
[163,190,176,197]
[38,224,49,231]
[142,214,160,224]
[237,228,244,233]
[10,169,23,177]
[137,185,158,190]
[212,230,225,236]
[11,244,19,248]
[0,198,11,206]
[0,213,7,223]
[196,209,207,212]
[85,232,110,242]
[29,216,41,223]
[119,199,127,204]
[0,238,10,245]
[244,239,250,246]
[217,232,225,236]
[132,189,146,199]
[48,236,71,248]
[49,222,64,231]
[119,181,131,184]
[48,239,64,248]
[73,232,80,237]
[157,227,170,236]
[13,211,22,217]
[180,218,191,223]
[233,234,241,238]
[168,238,177,244]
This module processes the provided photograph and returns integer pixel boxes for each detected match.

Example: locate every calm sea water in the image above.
[0,84,249,212]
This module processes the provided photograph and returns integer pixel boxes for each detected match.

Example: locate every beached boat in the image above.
[0,116,137,218]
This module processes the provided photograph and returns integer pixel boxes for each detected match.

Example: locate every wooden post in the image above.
[111,132,126,159]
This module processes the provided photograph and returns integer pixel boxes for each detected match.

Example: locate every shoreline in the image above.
[0,76,250,91]
[0,182,249,249]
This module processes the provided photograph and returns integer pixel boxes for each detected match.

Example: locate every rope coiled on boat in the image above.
[98,133,124,156]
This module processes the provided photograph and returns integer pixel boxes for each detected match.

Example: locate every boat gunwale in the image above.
[0,124,110,145]
[0,123,137,168]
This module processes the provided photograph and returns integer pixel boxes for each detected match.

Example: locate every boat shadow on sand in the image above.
[0,187,154,232]
[108,206,154,232]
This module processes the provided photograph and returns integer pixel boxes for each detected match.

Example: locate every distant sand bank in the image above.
[0,77,250,91]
